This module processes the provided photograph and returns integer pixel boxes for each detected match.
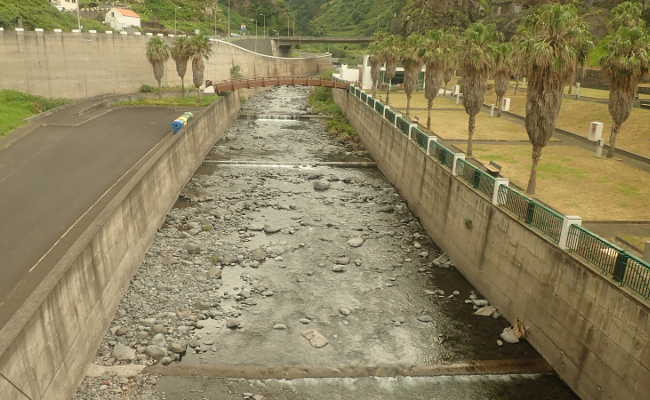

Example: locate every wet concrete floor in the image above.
[74,87,578,400]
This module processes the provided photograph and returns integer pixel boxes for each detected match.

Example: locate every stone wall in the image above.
[333,89,650,400]
[0,31,331,99]
[0,89,257,400]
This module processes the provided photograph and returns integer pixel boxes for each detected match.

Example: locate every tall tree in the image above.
[400,34,425,117]
[461,22,498,156]
[368,32,388,97]
[382,35,400,105]
[170,37,193,96]
[493,42,513,117]
[515,3,592,194]
[421,29,456,129]
[601,1,650,158]
[190,35,213,97]
[145,37,170,95]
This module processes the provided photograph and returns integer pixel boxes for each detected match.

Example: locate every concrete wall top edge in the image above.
[0,30,329,61]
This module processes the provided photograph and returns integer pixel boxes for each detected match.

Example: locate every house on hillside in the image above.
[104,8,141,31]
[50,0,79,12]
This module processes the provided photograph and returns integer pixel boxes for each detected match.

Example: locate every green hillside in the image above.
[0,0,108,30]
[311,0,405,37]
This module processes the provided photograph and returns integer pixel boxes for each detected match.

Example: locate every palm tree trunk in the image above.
[514,79,519,95]
[467,113,476,156]
[386,84,391,106]
[526,145,543,194]
[406,94,411,117]
[496,95,503,117]
[181,78,185,97]
[607,122,620,158]
[157,79,162,98]
[427,99,433,130]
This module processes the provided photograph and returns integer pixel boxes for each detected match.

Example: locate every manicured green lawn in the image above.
[0,90,67,137]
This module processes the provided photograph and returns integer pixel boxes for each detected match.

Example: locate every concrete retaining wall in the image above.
[0,31,331,99]
[334,89,650,400]
[0,90,255,399]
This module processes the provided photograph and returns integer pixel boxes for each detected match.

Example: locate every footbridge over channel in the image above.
[212,76,349,94]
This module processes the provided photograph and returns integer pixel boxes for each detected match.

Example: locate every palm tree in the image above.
[493,42,513,117]
[400,34,425,117]
[145,37,170,94]
[515,3,592,194]
[368,55,383,98]
[601,1,650,158]
[368,33,387,97]
[170,37,192,96]
[382,35,400,105]
[421,29,456,129]
[190,35,213,97]
[461,22,498,156]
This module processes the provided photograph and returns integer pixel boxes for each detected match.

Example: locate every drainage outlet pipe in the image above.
[170,112,194,134]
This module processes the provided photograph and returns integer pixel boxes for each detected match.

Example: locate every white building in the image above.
[104,8,141,31]
[50,0,79,12]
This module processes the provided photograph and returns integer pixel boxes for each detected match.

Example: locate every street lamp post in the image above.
[227,0,231,37]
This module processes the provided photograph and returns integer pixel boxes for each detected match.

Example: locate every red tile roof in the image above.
[116,8,140,18]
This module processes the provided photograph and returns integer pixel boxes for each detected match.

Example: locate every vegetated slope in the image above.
[0,0,107,30]
[311,0,406,36]
[0,90,67,136]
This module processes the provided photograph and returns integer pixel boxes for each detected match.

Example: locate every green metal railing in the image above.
[366,95,375,107]
[374,100,385,114]
[624,255,650,298]
[497,185,564,244]
[385,108,396,124]
[361,92,368,103]
[566,225,620,276]
[456,159,496,199]
[566,225,650,298]
[396,116,410,135]
[429,141,455,169]
[414,127,429,150]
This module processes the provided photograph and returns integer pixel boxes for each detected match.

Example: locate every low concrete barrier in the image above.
[0,89,257,399]
[334,89,649,400]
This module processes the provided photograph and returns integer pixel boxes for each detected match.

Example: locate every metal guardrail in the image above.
[347,84,650,301]
[396,116,410,135]
[456,159,496,199]
[497,185,564,244]
[414,127,429,150]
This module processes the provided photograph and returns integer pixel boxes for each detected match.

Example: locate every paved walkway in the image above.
[0,104,193,329]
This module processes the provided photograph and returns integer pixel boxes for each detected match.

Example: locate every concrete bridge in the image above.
[275,36,373,44]
[212,76,349,94]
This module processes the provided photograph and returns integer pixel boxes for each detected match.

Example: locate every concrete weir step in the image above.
[238,113,331,120]
[155,373,572,400]
[147,359,552,379]
[203,160,377,168]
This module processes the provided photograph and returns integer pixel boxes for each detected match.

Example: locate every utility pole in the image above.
[227,0,231,37]
[287,12,290,36]
[260,13,266,37]
[214,0,218,37]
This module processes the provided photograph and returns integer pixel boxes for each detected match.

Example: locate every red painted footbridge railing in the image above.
[211,76,350,94]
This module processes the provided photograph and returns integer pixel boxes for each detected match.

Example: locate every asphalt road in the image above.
[0,106,183,329]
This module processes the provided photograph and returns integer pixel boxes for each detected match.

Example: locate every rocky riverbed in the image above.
[73,87,577,400]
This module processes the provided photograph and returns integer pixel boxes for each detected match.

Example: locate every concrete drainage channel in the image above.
[73,87,578,400]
